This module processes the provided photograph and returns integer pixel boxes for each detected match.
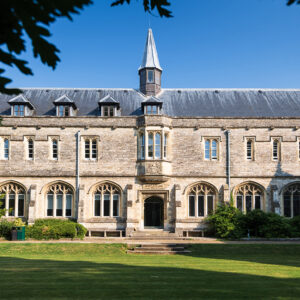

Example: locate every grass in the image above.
[0,243,299,299]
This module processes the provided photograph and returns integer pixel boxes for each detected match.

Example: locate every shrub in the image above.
[26,219,87,240]
[0,219,14,239]
[290,216,300,236]
[206,204,245,239]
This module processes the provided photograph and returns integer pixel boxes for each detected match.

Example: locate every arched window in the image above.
[148,133,154,158]
[28,139,34,160]
[0,182,25,217]
[155,132,161,159]
[46,183,73,217]
[4,139,9,160]
[283,183,300,217]
[52,139,58,160]
[273,139,280,160]
[235,182,264,213]
[188,183,216,217]
[93,183,121,217]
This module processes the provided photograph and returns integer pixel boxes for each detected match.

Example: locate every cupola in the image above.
[139,29,162,96]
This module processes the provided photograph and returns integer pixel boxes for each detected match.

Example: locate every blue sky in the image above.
[4,0,300,88]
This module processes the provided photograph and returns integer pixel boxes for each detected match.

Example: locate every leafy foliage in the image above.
[0,0,92,95]
[111,0,172,18]
[0,218,25,239]
[26,219,87,240]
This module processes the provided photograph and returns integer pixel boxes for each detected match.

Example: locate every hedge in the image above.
[207,204,300,239]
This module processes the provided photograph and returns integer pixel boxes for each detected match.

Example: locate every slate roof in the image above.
[8,95,34,109]
[1,88,300,117]
[53,94,77,108]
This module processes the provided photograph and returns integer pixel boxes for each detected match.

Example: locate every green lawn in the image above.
[0,243,299,299]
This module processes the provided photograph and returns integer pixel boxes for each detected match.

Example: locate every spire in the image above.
[139,28,162,71]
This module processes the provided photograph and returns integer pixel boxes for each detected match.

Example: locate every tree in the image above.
[0,0,92,95]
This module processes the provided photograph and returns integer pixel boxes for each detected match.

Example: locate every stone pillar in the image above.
[223,184,230,204]
[271,185,280,214]
[77,184,85,223]
[125,184,138,236]
[28,184,36,224]
[174,184,183,237]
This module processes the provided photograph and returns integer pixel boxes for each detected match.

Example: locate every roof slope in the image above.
[1,88,300,117]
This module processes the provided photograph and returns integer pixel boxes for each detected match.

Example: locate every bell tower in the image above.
[139,29,162,96]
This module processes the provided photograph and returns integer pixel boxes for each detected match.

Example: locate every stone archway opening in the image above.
[144,196,164,228]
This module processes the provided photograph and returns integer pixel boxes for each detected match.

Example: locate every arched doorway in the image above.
[144,197,164,228]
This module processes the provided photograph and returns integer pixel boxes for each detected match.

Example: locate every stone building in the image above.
[0,29,300,237]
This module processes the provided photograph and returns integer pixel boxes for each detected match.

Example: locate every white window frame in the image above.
[3,138,9,160]
[13,105,25,116]
[101,106,116,117]
[52,139,58,160]
[147,69,154,83]
[246,139,254,161]
[272,138,281,161]
[204,138,219,161]
[84,138,98,160]
[27,138,34,160]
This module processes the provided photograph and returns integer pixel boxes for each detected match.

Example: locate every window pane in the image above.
[152,105,157,114]
[104,194,110,216]
[65,106,69,116]
[28,139,34,159]
[198,195,204,217]
[207,195,214,215]
[85,140,90,159]
[52,140,58,159]
[189,195,195,217]
[205,140,210,159]
[14,105,18,116]
[113,194,119,217]
[9,194,15,216]
[284,193,291,217]
[293,193,300,217]
[164,134,167,158]
[273,141,278,160]
[147,70,154,83]
[247,140,252,160]
[47,194,53,216]
[255,195,261,210]
[94,194,101,216]
[140,134,145,159]
[56,194,63,216]
[92,140,97,159]
[0,193,5,210]
[4,139,9,159]
[146,106,151,114]
[246,195,252,213]
[18,194,24,217]
[109,107,114,116]
[66,194,72,217]
[155,133,161,159]
[237,195,243,211]
[20,105,24,116]
[104,107,108,116]
[59,106,64,116]
[211,140,217,160]
[148,133,153,158]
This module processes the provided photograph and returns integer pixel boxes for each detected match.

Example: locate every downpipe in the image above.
[76,131,80,220]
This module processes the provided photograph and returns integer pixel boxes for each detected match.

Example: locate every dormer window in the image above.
[147,70,154,83]
[53,95,77,117]
[142,96,163,115]
[98,95,120,117]
[8,95,35,117]
[13,105,25,116]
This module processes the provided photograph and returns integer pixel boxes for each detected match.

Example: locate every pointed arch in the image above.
[281,181,300,218]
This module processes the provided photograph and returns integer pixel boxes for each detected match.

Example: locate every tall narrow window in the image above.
[155,132,161,159]
[52,139,58,160]
[273,140,279,160]
[84,139,97,160]
[247,140,253,160]
[93,183,121,218]
[4,139,9,160]
[163,133,167,158]
[298,141,300,160]
[28,139,34,160]
[140,133,145,159]
[148,133,154,158]
[205,139,219,161]
[283,184,300,218]
[147,70,154,83]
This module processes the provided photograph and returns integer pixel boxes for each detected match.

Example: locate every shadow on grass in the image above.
[183,244,300,268]
[0,256,299,299]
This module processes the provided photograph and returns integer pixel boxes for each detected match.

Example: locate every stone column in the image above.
[125,184,138,236]
[223,184,230,204]
[77,184,85,223]
[271,185,280,214]
[174,184,183,237]
[28,184,36,224]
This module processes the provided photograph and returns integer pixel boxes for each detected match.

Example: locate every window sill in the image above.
[137,159,171,163]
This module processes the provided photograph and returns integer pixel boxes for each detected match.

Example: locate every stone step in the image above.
[128,243,190,255]
[138,247,185,251]
[129,236,183,240]
[127,249,191,255]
